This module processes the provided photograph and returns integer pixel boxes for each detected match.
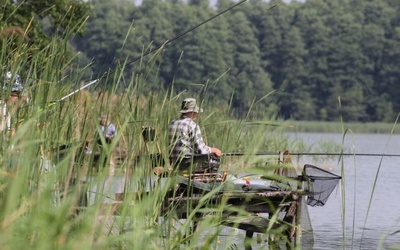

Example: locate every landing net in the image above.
[302,164,341,207]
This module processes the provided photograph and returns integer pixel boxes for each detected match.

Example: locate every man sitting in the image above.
[98,115,116,145]
[168,98,222,173]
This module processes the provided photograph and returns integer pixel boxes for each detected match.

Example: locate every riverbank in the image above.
[283,121,400,134]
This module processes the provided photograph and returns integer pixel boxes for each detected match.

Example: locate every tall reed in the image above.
[0,25,307,249]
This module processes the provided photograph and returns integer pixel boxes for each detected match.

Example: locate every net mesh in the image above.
[303,164,341,207]
[300,196,314,247]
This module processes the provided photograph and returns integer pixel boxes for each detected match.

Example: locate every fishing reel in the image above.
[200,154,220,172]
[176,154,221,173]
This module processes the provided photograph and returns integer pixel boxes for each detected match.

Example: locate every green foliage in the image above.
[0,0,90,46]
[0,0,90,83]
[0,26,304,249]
[69,0,400,123]
[2,4,399,249]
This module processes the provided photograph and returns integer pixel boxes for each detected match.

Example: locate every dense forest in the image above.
[3,0,400,122]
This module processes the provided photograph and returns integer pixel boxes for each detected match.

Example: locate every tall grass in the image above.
[0,28,309,249]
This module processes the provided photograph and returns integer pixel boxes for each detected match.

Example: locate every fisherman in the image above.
[0,70,27,171]
[0,71,24,138]
[168,97,222,172]
[95,114,117,173]
[98,114,116,145]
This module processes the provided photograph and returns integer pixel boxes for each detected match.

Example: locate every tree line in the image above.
[3,0,400,122]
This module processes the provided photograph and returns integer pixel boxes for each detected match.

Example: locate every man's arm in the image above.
[193,123,222,157]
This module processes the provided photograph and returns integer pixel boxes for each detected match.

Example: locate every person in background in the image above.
[94,115,117,173]
[0,71,24,138]
[168,97,222,171]
[98,115,116,145]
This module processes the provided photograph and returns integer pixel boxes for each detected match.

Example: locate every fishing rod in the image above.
[134,151,400,159]
[223,152,400,157]
[57,79,99,102]
[55,0,265,102]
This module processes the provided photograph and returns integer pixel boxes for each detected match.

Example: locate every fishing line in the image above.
[223,152,400,157]
[58,0,272,102]
[133,152,400,159]
[33,0,254,105]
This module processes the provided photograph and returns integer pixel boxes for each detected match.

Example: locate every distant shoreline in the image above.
[280,121,400,134]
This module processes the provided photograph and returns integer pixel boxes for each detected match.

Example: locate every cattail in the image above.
[0,26,29,41]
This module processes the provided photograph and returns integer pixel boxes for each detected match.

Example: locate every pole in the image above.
[57,79,99,102]
[55,0,260,102]
[223,152,400,157]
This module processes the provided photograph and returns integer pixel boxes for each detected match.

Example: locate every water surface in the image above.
[88,133,400,249]
[291,132,400,249]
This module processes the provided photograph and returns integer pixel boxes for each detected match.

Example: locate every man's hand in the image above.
[211,147,222,157]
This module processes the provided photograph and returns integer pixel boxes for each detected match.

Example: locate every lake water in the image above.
[288,132,400,250]
[212,132,400,249]
[89,133,400,249]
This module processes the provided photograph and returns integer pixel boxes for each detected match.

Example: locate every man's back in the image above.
[169,114,211,163]
[168,98,222,169]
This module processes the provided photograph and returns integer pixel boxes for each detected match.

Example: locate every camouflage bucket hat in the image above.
[180,98,203,113]
[4,71,23,93]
